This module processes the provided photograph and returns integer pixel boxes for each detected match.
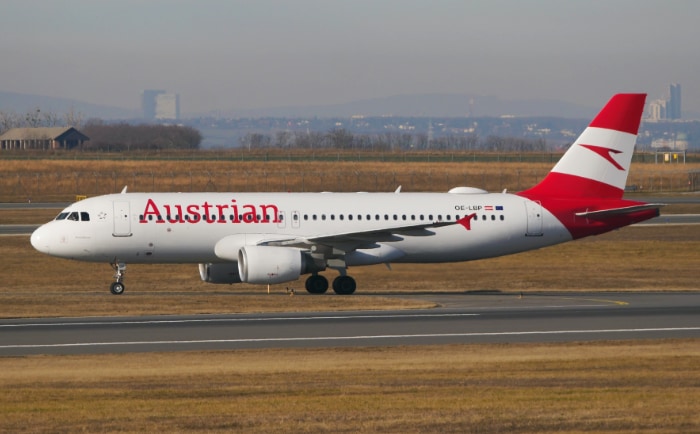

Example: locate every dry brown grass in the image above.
[1,155,698,201]
[1,341,698,432]
[1,224,698,318]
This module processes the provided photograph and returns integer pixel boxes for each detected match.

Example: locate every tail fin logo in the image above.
[580,144,624,171]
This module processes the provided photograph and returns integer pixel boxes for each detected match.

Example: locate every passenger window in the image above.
[500,215,505,221]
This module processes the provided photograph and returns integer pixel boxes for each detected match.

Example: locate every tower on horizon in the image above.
[668,83,681,120]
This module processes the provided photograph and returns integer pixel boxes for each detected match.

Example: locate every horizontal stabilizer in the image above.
[575,203,665,219]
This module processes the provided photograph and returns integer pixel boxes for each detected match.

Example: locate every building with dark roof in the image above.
[0,127,90,150]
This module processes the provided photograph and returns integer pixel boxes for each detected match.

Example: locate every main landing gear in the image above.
[110,262,126,295]
[304,273,357,295]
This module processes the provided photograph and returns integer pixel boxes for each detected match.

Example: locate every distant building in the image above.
[668,83,681,120]
[142,89,180,120]
[155,93,180,120]
[646,84,682,121]
[142,89,165,119]
[647,99,666,121]
[651,133,688,151]
[0,127,89,150]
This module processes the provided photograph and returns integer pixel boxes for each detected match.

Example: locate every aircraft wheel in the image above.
[305,275,329,294]
[110,282,125,295]
[332,275,356,295]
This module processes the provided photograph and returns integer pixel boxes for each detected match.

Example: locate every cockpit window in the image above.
[56,211,90,221]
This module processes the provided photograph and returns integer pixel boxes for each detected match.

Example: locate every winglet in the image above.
[120,186,128,194]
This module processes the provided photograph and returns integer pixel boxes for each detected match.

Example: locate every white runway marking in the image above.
[2,327,699,350]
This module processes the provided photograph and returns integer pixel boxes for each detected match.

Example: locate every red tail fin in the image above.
[521,94,646,200]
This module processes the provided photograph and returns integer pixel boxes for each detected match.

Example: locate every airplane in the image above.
[31,93,663,295]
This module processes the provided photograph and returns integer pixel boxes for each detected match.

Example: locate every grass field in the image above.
[1,154,698,202]
[1,341,699,432]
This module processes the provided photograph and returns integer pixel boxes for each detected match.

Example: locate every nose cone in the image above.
[30,224,51,254]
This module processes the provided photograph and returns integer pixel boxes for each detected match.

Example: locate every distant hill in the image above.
[212,94,598,119]
[11,90,692,120]
[0,91,138,119]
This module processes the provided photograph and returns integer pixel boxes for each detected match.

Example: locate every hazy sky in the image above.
[2,0,699,115]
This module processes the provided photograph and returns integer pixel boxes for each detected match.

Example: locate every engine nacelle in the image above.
[238,246,320,284]
[198,263,242,284]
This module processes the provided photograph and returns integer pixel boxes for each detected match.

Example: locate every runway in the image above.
[1,292,699,356]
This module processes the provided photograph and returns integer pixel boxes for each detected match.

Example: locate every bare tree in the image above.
[24,108,42,127]
[42,110,61,127]
[0,110,20,133]
[64,106,84,128]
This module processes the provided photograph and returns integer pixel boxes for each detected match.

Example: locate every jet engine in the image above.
[237,246,323,284]
[198,263,243,284]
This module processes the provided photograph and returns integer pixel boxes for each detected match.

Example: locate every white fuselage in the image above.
[31,190,572,266]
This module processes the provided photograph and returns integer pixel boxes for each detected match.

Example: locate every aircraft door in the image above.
[291,210,300,229]
[525,200,543,237]
[113,201,132,237]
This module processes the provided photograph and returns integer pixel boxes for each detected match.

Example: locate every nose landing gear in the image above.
[110,262,126,295]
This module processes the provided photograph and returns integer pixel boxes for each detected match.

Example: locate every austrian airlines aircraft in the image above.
[31,94,662,295]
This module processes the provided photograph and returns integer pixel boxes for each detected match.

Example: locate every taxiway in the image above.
[1,292,698,356]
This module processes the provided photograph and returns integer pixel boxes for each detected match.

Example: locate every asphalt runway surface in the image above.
[1,292,699,356]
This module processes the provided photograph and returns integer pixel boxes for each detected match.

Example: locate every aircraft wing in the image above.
[263,220,457,252]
